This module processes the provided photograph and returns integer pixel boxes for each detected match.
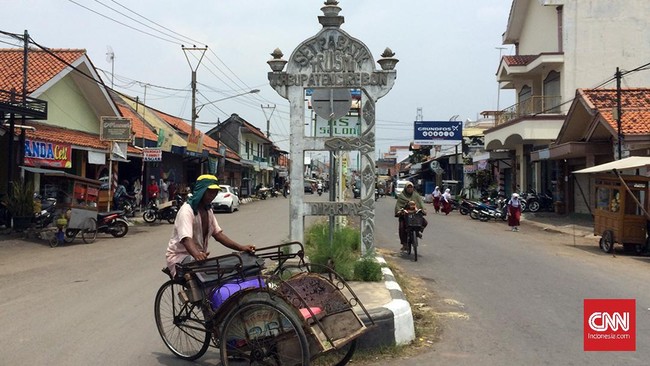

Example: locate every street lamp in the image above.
[194,89,260,120]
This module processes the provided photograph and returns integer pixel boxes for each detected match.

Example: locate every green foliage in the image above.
[466,169,493,191]
[304,222,361,281]
[7,179,34,217]
[353,256,383,282]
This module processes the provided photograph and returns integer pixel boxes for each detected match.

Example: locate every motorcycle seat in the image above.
[98,210,124,219]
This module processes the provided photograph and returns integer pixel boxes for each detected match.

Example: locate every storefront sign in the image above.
[100,117,132,142]
[24,139,72,168]
[314,115,360,137]
[143,148,162,162]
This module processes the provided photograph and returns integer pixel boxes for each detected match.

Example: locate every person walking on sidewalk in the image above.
[394,182,427,252]
[432,186,441,213]
[507,192,522,231]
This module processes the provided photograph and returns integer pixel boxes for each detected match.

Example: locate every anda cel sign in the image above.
[413,121,463,145]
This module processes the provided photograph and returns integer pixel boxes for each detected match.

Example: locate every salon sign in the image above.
[24,139,72,168]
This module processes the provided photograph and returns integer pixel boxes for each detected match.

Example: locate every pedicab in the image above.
[154,242,374,365]
[573,157,650,254]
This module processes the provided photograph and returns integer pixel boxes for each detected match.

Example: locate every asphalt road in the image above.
[0,197,303,366]
[2,195,649,365]
[372,197,650,365]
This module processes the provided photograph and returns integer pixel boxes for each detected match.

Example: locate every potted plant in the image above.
[6,179,35,232]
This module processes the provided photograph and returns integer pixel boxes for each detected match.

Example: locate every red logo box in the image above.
[584,299,636,351]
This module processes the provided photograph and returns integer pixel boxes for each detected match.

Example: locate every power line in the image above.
[66,0,180,45]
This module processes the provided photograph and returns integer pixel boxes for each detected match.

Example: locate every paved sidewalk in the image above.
[521,211,594,237]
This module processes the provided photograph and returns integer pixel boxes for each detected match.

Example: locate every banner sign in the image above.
[157,128,174,152]
[143,148,162,162]
[24,139,72,168]
[186,131,204,153]
[314,115,360,137]
[414,121,463,145]
[100,117,132,141]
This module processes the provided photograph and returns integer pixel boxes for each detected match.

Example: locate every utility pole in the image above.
[182,45,208,135]
[615,67,623,160]
[261,104,276,138]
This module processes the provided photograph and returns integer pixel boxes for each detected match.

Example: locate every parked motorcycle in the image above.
[317,187,323,196]
[115,196,136,217]
[270,187,280,198]
[143,199,178,224]
[33,195,57,229]
[459,198,480,215]
[471,197,508,222]
[95,210,129,237]
[523,189,554,212]
[257,187,269,200]
[0,197,10,232]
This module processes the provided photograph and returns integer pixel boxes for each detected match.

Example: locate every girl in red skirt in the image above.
[507,193,522,231]
[432,186,441,213]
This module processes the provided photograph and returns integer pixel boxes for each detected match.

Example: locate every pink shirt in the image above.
[166,203,222,276]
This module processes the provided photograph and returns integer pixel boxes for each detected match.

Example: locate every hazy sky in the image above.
[2,0,515,154]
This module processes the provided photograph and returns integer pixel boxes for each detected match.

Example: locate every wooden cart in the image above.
[593,174,649,253]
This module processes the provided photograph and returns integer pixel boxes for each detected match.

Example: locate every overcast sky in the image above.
[2,0,515,155]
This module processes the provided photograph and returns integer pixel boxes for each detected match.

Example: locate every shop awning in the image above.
[21,166,101,185]
[572,156,650,173]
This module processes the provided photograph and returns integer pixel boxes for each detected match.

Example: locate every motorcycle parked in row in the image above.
[33,195,57,229]
[90,210,129,239]
[143,199,178,224]
[115,196,136,217]
[470,197,508,222]
[458,198,481,215]
[523,189,554,213]
[257,187,269,200]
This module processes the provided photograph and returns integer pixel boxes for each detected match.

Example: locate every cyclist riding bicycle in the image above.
[394,182,428,252]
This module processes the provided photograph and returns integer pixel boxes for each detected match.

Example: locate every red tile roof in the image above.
[0,48,86,94]
[503,55,538,66]
[116,104,158,142]
[580,88,650,135]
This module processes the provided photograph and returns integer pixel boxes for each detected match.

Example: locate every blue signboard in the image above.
[413,121,463,145]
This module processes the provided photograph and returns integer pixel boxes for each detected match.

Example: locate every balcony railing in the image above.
[0,89,48,120]
[496,95,561,126]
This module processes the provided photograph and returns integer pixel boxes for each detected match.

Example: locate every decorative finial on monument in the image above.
[319,0,344,28]
[377,47,399,70]
[267,48,288,72]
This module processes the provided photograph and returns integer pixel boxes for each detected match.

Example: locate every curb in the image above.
[357,255,415,349]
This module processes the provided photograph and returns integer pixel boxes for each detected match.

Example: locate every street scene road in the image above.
[372,198,650,365]
[2,196,650,365]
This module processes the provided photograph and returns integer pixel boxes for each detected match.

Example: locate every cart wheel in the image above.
[64,229,78,243]
[49,236,59,248]
[634,238,649,255]
[599,230,614,253]
[311,339,357,366]
[219,293,309,366]
[154,280,210,361]
[81,218,97,244]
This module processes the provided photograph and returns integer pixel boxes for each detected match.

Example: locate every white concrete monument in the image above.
[267,0,398,253]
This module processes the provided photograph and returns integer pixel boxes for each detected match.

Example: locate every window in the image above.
[543,71,561,113]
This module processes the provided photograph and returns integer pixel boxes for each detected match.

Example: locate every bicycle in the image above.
[154,242,373,365]
[403,210,425,262]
